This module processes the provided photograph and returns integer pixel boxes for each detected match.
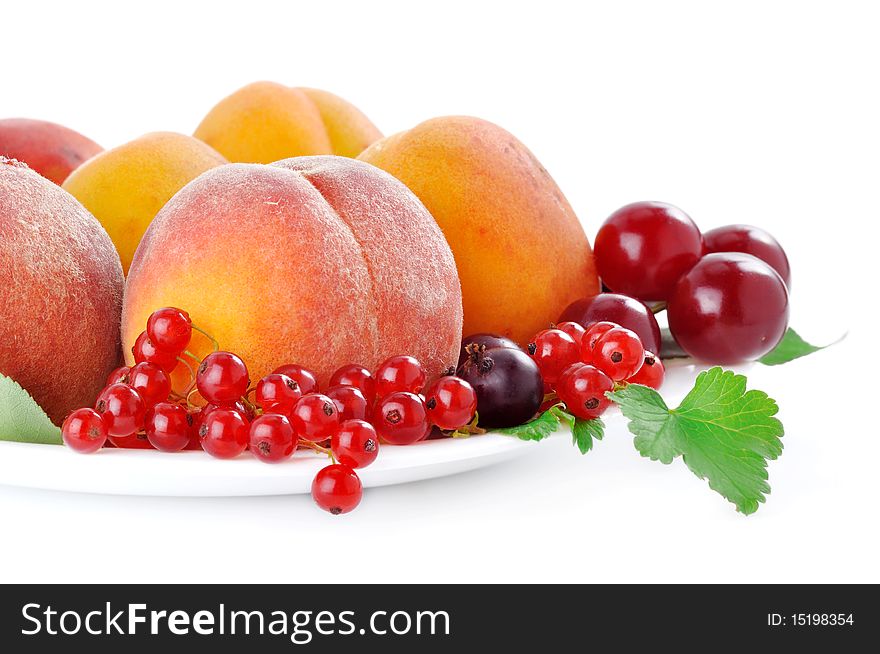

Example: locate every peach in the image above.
[0,157,124,425]
[122,156,462,390]
[193,82,382,163]
[62,132,226,274]
[0,118,102,185]
[358,116,599,345]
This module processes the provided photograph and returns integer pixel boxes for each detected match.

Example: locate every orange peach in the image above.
[194,82,382,163]
[62,132,226,274]
[122,156,462,390]
[0,157,124,425]
[0,118,102,185]
[359,116,599,345]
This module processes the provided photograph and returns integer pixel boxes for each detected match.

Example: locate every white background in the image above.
[1,0,877,583]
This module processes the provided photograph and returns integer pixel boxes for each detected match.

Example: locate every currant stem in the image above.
[649,301,668,314]
[299,440,336,462]
[175,355,196,391]
[191,325,220,352]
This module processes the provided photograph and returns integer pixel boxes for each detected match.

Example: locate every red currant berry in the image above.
[61,408,108,453]
[424,376,477,430]
[580,321,619,363]
[556,321,587,346]
[375,355,426,398]
[560,294,662,355]
[272,364,319,395]
[107,432,153,449]
[326,385,369,422]
[626,351,665,389]
[311,464,362,515]
[373,391,430,445]
[290,393,339,442]
[199,407,249,459]
[590,326,645,381]
[248,413,297,463]
[331,419,379,469]
[95,383,146,437]
[128,362,172,408]
[329,363,376,403]
[557,364,614,420]
[197,351,249,404]
[132,331,179,373]
[145,402,192,452]
[106,366,130,385]
[185,410,204,450]
[527,328,580,387]
[146,307,192,353]
[255,373,302,415]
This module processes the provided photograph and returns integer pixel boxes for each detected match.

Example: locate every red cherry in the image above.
[331,419,379,469]
[557,364,614,420]
[272,364,319,395]
[703,224,790,287]
[248,413,297,463]
[197,351,249,404]
[626,352,665,389]
[95,383,146,437]
[326,385,369,422]
[132,331,179,373]
[255,373,302,415]
[290,393,339,443]
[199,407,249,459]
[311,464,363,515]
[423,376,477,430]
[61,408,108,453]
[527,328,580,387]
[375,355,426,398]
[590,326,645,381]
[373,392,430,445]
[145,402,192,452]
[128,362,172,407]
[329,363,376,403]
[559,293,662,355]
[146,307,192,353]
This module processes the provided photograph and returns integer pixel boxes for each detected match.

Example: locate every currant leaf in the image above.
[496,409,561,442]
[0,374,62,445]
[572,417,605,454]
[758,327,837,366]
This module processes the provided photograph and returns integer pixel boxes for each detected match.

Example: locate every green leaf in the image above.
[759,327,836,365]
[496,409,562,442]
[0,374,62,445]
[572,418,605,454]
[610,369,784,515]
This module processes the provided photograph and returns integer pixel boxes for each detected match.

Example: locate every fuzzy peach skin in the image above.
[358,116,599,345]
[193,82,382,164]
[0,157,123,425]
[0,118,102,185]
[122,157,462,391]
[62,132,226,274]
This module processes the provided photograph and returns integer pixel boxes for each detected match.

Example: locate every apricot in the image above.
[122,156,462,390]
[62,132,226,274]
[358,116,599,345]
[0,118,102,185]
[193,82,382,163]
[0,157,123,425]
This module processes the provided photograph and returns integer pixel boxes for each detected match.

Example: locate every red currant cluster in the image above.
[527,321,665,420]
[60,308,479,515]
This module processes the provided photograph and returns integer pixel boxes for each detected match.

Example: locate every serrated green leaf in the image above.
[496,409,561,442]
[759,327,835,365]
[0,374,62,445]
[572,418,604,454]
[549,405,575,428]
[610,369,784,515]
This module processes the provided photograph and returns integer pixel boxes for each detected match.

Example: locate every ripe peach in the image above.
[122,156,462,391]
[0,118,102,185]
[62,132,226,274]
[0,157,124,425]
[194,82,382,163]
[358,116,599,345]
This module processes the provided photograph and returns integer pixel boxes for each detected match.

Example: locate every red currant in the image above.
[326,385,369,422]
[255,373,302,415]
[272,364,319,395]
[590,326,645,381]
[311,464,362,515]
[106,366,130,385]
[128,361,172,407]
[424,376,477,430]
[290,393,339,442]
[146,307,192,353]
[199,407,249,459]
[580,321,619,363]
[527,328,580,387]
[61,408,108,453]
[197,351,249,404]
[107,432,153,449]
[373,392,430,445]
[375,355,425,398]
[557,364,614,420]
[248,413,297,463]
[556,321,587,346]
[560,293,662,355]
[329,363,376,403]
[132,331,179,373]
[145,402,192,452]
[331,419,379,469]
[626,351,665,389]
[95,383,146,437]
